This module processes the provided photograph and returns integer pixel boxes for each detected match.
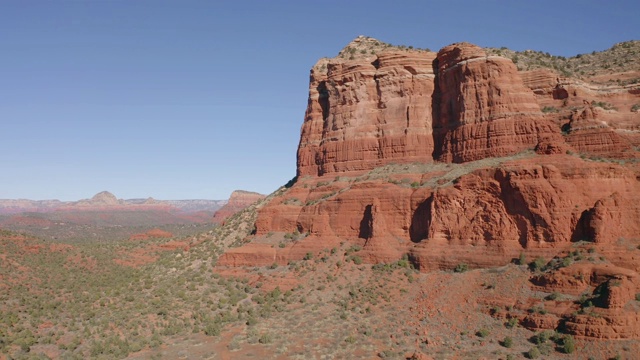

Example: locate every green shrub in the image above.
[303,252,313,260]
[561,335,576,354]
[502,336,513,348]
[149,333,162,348]
[517,252,527,265]
[526,346,540,359]
[632,103,640,112]
[546,292,561,300]
[345,245,362,255]
[454,263,468,273]
[476,328,490,338]
[530,305,547,315]
[258,333,272,344]
[505,317,518,328]
[531,330,553,344]
[541,106,558,113]
[204,322,221,336]
[530,257,547,272]
[345,335,357,344]
[591,100,616,110]
[396,254,411,268]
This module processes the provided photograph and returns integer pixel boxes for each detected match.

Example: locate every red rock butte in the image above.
[219,38,640,339]
[212,190,266,224]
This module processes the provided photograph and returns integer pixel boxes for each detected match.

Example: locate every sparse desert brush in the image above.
[526,346,541,359]
[502,336,514,348]
[454,263,469,273]
[505,317,518,328]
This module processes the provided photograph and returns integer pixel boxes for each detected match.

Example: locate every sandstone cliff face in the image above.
[433,43,564,162]
[297,42,570,175]
[220,38,640,339]
[520,68,640,158]
[247,40,640,260]
[297,51,437,177]
[562,102,636,157]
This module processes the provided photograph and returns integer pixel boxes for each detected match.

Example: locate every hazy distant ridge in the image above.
[0,191,227,214]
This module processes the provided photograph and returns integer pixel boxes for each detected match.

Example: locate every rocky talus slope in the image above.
[219,37,640,339]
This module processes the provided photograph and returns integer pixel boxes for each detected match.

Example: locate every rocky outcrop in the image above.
[297,49,437,177]
[520,68,640,157]
[563,102,635,157]
[297,42,571,176]
[433,43,564,162]
[490,262,640,339]
[219,37,640,339]
[213,190,265,223]
[580,192,640,244]
[235,39,640,267]
[244,155,640,272]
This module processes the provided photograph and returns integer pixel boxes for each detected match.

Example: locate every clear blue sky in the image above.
[1,1,638,200]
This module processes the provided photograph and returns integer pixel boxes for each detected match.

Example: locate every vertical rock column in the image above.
[297,51,437,177]
[433,43,563,162]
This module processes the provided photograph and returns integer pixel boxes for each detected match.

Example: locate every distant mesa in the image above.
[212,190,266,223]
[77,191,122,206]
[143,197,159,204]
[129,228,174,241]
[0,191,226,215]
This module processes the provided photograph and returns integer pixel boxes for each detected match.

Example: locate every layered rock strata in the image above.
[298,51,437,177]
[433,43,563,162]
[212,190,265,223]
[218,38,640,338]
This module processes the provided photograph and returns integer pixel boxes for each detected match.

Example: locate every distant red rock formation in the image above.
[129,228,173,241]
[212,190,265,223]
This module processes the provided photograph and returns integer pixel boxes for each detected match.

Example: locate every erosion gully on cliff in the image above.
[218,36,640,340]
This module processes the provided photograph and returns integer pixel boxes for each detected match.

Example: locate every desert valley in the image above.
[2,36,640,359]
